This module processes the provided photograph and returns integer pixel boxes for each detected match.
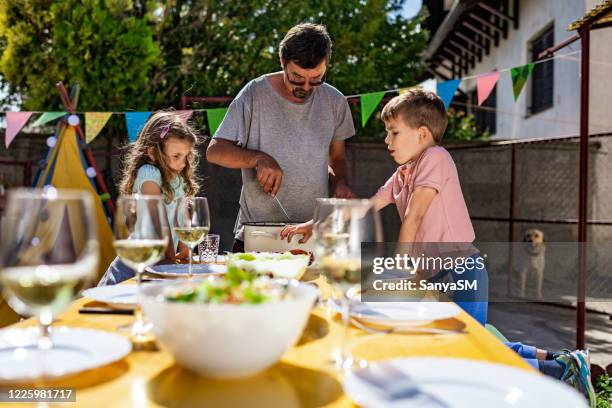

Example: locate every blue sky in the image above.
[401,0,423,19]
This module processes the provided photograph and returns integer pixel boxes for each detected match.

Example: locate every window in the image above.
[470,86,497,136]
[530,25,554,114]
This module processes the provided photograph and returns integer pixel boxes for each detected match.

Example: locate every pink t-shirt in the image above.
[373,146,475,243]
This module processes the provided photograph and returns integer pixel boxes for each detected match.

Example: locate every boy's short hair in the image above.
[381,89,448,143]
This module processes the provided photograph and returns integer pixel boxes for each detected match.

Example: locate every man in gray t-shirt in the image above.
[207,23,356,250]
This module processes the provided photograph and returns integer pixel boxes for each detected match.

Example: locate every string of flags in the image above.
[1,50,578,148]
[2,107,229,148]
[357,50,578,126]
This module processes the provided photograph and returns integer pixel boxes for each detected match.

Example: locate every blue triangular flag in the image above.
[436,79,461,110]
[125,112,152,142]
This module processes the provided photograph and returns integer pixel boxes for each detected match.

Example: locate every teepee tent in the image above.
[34,123,116,280]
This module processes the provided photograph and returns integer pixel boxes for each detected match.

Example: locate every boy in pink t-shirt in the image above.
[282,89,488,324]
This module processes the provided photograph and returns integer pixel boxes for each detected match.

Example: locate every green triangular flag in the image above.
[33,111,67,127]
[361,92,386,127]
[510,63,535,101]
[206,108,228,136]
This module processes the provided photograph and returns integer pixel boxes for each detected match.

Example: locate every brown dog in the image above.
[518,229,546,299]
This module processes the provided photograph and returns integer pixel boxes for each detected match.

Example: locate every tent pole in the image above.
[55,81,116,214]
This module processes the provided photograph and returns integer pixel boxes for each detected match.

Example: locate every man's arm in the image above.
[329,140,357,198]
[206,138,284,196]
[207,138,263,168]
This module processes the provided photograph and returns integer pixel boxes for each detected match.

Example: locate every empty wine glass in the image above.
[113,194,169,341]
[0,187,99,374]
[313,198,382,370]
[174,197,210,279]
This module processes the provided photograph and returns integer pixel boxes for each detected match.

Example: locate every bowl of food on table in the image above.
[227,251,311,280]
[140,266,318,378]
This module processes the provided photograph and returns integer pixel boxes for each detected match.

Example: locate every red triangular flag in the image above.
[5,112,33,148]
[476,72,500,106]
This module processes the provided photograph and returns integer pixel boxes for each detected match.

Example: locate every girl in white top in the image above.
[99,111,202,285]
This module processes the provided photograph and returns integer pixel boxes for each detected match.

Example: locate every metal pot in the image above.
[243,222,314,253]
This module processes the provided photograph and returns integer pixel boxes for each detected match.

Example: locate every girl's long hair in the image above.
[119,111,202,202]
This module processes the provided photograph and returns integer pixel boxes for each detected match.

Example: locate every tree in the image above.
[149,0,427,103]
[0,0,159,111]
[445,109,490,141]
[0,0,428,130]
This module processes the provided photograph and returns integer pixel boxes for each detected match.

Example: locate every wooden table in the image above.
[1,276,531,408]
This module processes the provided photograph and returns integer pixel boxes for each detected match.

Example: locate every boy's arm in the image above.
[398,186,438,243]
[369,195,391,212]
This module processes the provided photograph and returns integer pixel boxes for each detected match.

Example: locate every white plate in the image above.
[146,263,226,278]
[0,327,132,382]
[82,284,138,310]
[330,300,460,327]
[344,357,588,408]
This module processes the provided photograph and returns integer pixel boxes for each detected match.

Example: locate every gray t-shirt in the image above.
[214,74,356,240]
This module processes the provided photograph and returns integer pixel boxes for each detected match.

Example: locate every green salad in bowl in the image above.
[163,266,288,305]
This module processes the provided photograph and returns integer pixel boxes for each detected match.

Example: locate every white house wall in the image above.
[458,0,590,139]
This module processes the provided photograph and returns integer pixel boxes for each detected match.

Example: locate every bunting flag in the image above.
[360,91,386,127]
[5,112,33,148]
[33,111,66,127]
[419,78,438,94]
[399,78,438,95]
[510,63,535,101]
[205,108,228,136]
[85,112,113,144]
[125,112,152,142]
[437,79,461,109]
[476,72,500,106]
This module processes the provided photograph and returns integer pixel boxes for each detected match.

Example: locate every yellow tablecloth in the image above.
[1,276,531,408]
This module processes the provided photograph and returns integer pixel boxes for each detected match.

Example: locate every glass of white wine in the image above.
[113,194,169,340]
[174,197,210,279]
[313,198,382,370]
[0,187,99,363]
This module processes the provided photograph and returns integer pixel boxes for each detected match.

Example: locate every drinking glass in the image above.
[174,197,210,279]
[198,234,220,263]
[113,194,169,340]
[313,198,382,370]
[0,187,99,369]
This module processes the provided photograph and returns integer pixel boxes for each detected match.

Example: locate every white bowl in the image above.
[227,252,310,280]
[140,279,318,378]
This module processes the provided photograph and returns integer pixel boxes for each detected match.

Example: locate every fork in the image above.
[354,362,449,407]
[350,317,467,335]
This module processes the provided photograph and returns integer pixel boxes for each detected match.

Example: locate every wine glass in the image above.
[113,194,169,340]
[173,197,210,279]
[0,187,99,372]
[313,198,382,370]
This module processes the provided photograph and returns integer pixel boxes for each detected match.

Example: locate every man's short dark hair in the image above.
[279,23,332,69]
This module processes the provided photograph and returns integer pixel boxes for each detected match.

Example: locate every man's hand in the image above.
[333,180,357,198]
[255,153,283,196]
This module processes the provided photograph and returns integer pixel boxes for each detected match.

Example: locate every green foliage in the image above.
[444,108,489,142]
[149,0,427,136]
[596,374,612,408]
[0,0,159,111]
[0,0,427,123]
